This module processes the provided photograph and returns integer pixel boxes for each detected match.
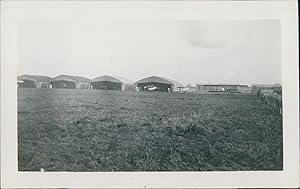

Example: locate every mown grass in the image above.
[18,88,282,171]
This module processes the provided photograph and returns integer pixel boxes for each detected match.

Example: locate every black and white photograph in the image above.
[1,1,299,188]
[17,19,283,172]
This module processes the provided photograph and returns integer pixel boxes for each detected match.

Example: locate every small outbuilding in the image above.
[17,74,51,88]
[196,84,249,94]
[50,75,90,89]
[91,75,134,90]
[237,86,252,93]
[135,76,183,92]
[251,84,282,95]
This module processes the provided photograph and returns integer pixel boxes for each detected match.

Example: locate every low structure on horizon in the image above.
[251,84,282,95]
[17,74,52,88]
[90,75,135,91]
[135,76,183,92]
[196,84,250,94]
[49,75,90,89]
[237,85,252,93]
[175,86,197,93]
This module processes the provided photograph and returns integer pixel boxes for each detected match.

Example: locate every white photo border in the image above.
[1,1,299,188]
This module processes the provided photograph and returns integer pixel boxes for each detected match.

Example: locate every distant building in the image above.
[260,89,274,96]
[237,86,252,93]
[176,86,197,93]
[196,84,249,94]
[163,77,184,92]
[91,75,134,91]
[17,74,51,88]
[50,75,90,89]
[135,76,183,92]
[252,84,282,94]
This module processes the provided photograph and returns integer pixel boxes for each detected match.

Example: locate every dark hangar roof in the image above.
[135,76,174,85]
[18,74,52,82]
[50,75,90,83]
[91,75,134,84]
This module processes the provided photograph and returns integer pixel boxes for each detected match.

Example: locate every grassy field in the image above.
[18,88,282,171]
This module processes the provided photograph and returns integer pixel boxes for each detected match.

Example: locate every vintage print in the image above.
[17,20,282,172]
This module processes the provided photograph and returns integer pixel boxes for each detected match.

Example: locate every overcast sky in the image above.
[18,20,281,86]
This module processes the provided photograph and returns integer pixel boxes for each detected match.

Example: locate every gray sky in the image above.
[18,20,281,86]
